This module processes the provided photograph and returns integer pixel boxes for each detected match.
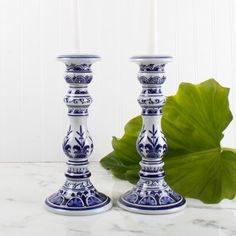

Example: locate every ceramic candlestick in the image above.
[45,54,112,215]
[118,55,186,214]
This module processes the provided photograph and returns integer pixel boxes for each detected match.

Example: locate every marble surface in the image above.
[0,162,236,236]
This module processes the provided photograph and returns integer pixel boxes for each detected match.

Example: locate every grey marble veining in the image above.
[0,162,235,236]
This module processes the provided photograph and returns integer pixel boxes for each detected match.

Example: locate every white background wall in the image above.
[0,0,235,162]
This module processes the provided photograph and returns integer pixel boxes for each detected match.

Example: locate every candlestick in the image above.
[118,55,186,214]
[45,54,112,215]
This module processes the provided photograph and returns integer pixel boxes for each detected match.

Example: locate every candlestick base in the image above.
[45,179,112,216]
[118,179,186,215]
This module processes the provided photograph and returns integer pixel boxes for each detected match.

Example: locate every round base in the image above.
[118,196,186,215]
[45,199,112,216]
[45,196,112,216]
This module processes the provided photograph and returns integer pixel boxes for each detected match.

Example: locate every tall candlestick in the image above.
[118,55,186,214]
[45,54,112,215]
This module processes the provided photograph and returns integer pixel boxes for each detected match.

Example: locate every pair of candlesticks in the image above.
[45,54,187,215]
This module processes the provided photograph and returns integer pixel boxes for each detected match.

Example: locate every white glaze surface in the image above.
[0,162,236,236]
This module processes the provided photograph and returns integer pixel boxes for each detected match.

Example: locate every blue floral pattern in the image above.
[68,107,88,116]
[66,63,91,72]
[137,125,167,159]
[138,75,166,84]
[142,107,162,116]
[65,74,92,84]
[74,126,93,158]
[46,179,110,210]
[142,88,161,94]
[63,125,93,159]
[119,179,185,209]
[140,64,165,72]
[64,96,92,106]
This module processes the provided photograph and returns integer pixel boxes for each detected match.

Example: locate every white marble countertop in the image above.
[0,162,236,236]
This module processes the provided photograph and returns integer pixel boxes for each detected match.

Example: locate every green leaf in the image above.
[100,79,236,203]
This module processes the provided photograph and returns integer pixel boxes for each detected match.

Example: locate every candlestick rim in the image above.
[57,54,101,59]
[130,55,172,63]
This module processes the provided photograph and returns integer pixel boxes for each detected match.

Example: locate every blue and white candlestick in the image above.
[45,54,112,215]
[118,55,186,214]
